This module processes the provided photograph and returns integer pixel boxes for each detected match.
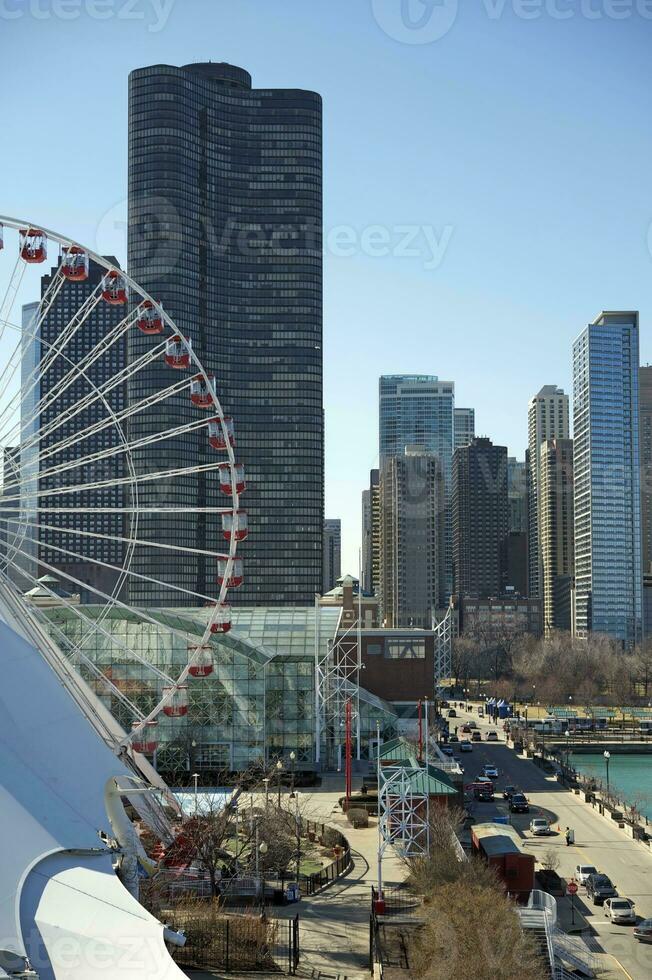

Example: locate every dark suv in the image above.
[509,793,530,813]
[586,874,617,905]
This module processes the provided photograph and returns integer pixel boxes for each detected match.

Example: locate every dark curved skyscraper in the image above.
[128,62,323,606]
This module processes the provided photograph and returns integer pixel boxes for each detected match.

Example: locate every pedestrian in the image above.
[565,827,571,846]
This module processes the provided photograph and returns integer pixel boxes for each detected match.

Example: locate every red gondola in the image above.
[131,720,158,754]
[208,416,235,450]
[164,335,192,369]
[162,685,188,718]
[19,228,46,264]
[188,644,214,677]
[137,300,164,335]
[218,463,245,496]
[209,605,232,635]
[101,270,127,305]
[222,510,248,542]
[61,246,89,282]
[190,374,215,408]
[217,557,244,589]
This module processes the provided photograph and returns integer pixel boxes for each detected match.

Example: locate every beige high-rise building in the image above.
[539,438,574,634]
[379,448,445,628]
[527,386,570,599]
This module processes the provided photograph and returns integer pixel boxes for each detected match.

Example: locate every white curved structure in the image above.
[0,600,185,979]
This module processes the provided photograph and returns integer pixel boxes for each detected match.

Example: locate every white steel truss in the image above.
[433,602,455,696]
[315,607,361,770]
[378,765,430,858]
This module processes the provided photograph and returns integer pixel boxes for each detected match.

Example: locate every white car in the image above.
[604,898,636,924]
[530,818,551,836]
[575,864,598,885]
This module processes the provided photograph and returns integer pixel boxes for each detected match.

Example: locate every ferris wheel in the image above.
[0,215,248,759]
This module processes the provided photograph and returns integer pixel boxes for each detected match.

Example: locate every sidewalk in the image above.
[283,779,404,980]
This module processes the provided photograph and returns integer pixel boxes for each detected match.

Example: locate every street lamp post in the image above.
[258,835,268,913]
[604,750,611,800]
[262,777,269,808]
[294,791,301,879]
[192,772,199,814]
[564,730,571,779]
[276,759,283,807]
[289,751,296,798]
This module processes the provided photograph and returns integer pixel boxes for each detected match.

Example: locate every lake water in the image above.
[570,753,652,820]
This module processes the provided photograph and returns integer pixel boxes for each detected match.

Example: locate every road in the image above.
[448,703,652,980]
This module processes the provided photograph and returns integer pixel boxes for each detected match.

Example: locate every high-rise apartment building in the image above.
[452,437,508,599]
[379,448,445,628]
[507,457,527,534]
[573,312,642,646]
[323,519,341,593]
[527,386,570,598]
[379,375,454,604]
[454,407,475,451]
[538,438,574,634]
[361,468,380,594]
[35,260,126,601]
[128,62,323,606]
[640,367,652,637]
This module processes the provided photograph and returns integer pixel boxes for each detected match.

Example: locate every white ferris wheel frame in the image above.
[0,214,245,753]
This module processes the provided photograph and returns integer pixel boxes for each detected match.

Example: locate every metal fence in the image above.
[170,910,300,974]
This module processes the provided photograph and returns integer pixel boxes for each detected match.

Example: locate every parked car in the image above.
[487,731,499,741]
[509,793,530,813]
[586,874,618,906]
[471,730,482,741]
[575,864,598,885]
[449,735,459,743]
[530,818,551,836]
[503,785,517,800]
[483,765,499,779]
[448,709,457,718]
[460,741,473,752]
[467,720,477,729]
[604,898,636,924]
[634,919,652,943]
[461,724,471,734]
[478,707,484,717]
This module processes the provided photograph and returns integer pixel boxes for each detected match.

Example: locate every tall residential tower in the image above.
[379,375,454,605]
[573,312,642,645]
[128,62,323,605]
[527,385,569,598]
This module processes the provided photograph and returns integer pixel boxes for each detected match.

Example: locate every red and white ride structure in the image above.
[0,215,248,759]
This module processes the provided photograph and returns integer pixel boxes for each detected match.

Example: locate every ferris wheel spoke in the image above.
[2,513,231,562]
[0,413,212,501]
[17,369,188,472]
[0,270,67,434]
[21,305,141,428]
[0,458,242,509]
[12,562,176,692]
[19,547,219,650]
[6,337,168,455]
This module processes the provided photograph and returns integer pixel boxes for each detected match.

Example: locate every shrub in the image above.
[347,807,369,829]
[321,826,342,848]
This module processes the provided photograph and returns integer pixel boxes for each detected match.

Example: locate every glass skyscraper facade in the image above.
[573,312,642,646]
[128,62,323,606]
[379,375,454,605]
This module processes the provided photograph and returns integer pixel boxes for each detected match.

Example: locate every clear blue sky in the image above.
[2,0,652,575]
